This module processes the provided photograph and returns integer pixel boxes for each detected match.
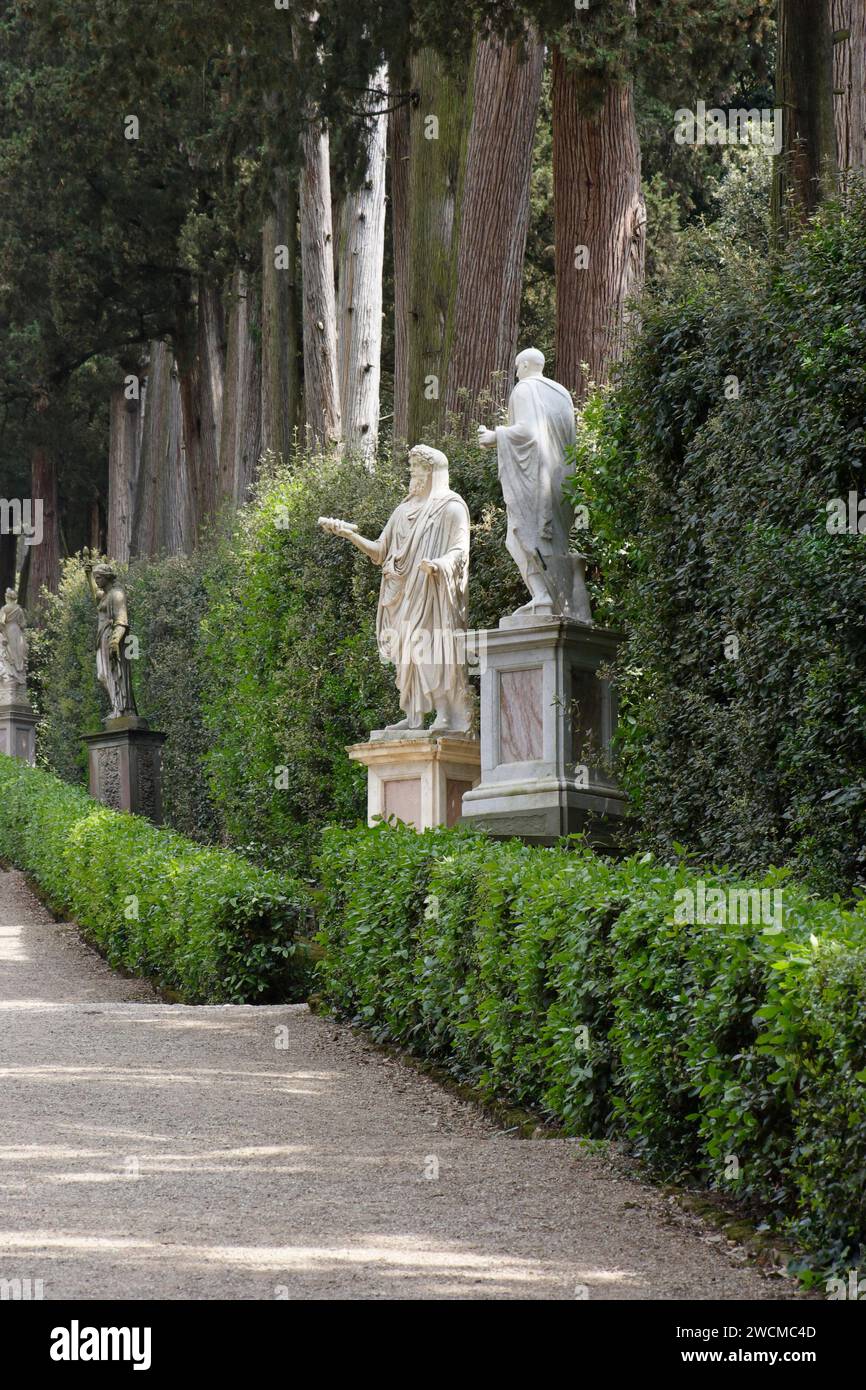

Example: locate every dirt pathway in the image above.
[0,867,795,1300]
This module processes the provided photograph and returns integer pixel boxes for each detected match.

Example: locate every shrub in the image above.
[572,178,866,896]
[30,550,222,843]
[316,823,866,1272]
[0,754,310,1003]
[31,442,524,877]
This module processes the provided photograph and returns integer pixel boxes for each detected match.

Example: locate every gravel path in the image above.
[0,866,798,1301]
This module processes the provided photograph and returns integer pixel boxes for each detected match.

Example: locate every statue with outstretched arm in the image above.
[318,444,472,734]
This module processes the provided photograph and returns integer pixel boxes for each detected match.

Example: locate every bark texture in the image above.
[773,0,837,240]
[220,269,262,506]
[0,531,17,596]
[405,46,471,443]
[261,172,301,459]
[552,47,645,401]
[107,386,140,564]
[832,0,866,173]
[133,342,190,559]
[299,122,341,449]
[446,31,544,423]
[29,444,60,604]
[337,66,388,460]
[389,58,412,446]
[176,281,226,541]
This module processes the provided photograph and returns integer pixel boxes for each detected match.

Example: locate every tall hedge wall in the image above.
[575,182,866,896]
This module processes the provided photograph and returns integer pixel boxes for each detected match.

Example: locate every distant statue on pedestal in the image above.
[83,557,140,724]
[319,444,472,735]
[478,346,592,625]
[0,588,29,702]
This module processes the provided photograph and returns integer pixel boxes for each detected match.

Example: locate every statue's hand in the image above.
[109,639,121,660]
[318,516,356,539]
[477,426,496,449]
[419,558,441,578]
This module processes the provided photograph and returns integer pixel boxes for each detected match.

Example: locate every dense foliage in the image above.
[32,443,524,873]
[316,822,866,1277]
[0,754,310,1002]
[573,170,866,896]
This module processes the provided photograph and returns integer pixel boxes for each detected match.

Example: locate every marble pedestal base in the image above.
[0,702,36,765]
[347,732,481,831]
[461,619,628,846]
[82,722,167,824]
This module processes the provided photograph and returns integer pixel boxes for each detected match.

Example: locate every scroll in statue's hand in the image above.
[419,559,442,578]
[477,426,496,449]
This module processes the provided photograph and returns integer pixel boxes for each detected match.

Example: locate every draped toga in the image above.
[370,489,470,720]
[494,374,578,606]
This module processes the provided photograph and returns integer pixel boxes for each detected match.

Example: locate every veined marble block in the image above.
[347,732,481,831]
[0,702,36,766]
[461,619,628,845]
[82,723,167,825]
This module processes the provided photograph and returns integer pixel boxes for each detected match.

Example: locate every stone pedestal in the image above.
[82,719,167,824]
[461,619,628,846]
[347,732,481,831]
[0,702,36,765]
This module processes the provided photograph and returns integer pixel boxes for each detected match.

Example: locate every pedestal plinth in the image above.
[0,702,36,765]
[82,719,167,824]
[461,618,628,846]
[347,732,481,831]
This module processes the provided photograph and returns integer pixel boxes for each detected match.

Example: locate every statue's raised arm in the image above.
[478,346,592,627]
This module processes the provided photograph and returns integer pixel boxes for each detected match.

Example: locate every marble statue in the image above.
[83,558,139,722]
[0,588,29,699]
[319,444,472,734]
[478,346,592,625]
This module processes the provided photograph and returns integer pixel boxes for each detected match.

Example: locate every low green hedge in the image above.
[0,754,310,1003]
[316,823,866,1276]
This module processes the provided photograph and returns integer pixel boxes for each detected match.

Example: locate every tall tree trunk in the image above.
[261,171,301,459]
[29,444,60,605]
[299,122,341,450]
[176,280,226,540]
[337,66,388,461]
[157,360,192,556]
[107,386,140,563]
[0,530,16,596]
[88,495,104,556]
[552,46,645,401]
[446,30,544,424]
[832,0,866,174]
[773,0,837,242]
[405,46,471,442]
[220,269,263,505]
[133,342,191,558]
[389,57,412,447]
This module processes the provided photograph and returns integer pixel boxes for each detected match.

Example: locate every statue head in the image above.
[515,347,545,381]
[92,563,117,591]
[4,588,16,604]
[407,444,450,498]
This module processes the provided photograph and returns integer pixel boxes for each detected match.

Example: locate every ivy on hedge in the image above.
[316,823,866,1275]
[0,755,310,1003]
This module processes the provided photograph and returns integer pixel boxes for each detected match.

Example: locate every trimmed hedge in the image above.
[0,754,310,1003]
[316,823,866,1275]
